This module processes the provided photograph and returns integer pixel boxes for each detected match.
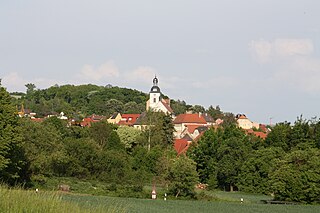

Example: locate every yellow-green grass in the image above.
[0,185,124,213]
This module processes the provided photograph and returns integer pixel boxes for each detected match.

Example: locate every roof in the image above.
[174,139,191,156]
[110,112,120,119]
[182,134,193,142]
[245,129,268,140]
[174,114,207,124]
[161,99,174,113]
[252,131,267,139]
[202,113,214,123]
[118,114,141,126]
[185,125,202,134]
[133,112,146,125]
[197,126,208,133]
[236,114,247,119]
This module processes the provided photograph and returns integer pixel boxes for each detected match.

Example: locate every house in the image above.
[118,114,141,126]
[236,114,254,130]
[107,112,122,124]
[80,114,106,127]
[202,113,215,126]
[146,76,173,115]
[173,113,207,139]
[180,125,208,141]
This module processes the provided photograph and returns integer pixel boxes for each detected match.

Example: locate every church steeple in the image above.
[150,75,160,93]
[153,75,158,86]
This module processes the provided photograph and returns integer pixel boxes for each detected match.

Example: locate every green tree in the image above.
[269,149,320,203]
[25,83,36,96]
[116,126,141,152]
[237,147,284,194]
[207,105,223,120]
[166,156,199,198]
[21,119,63,178]
[0,83,29,185]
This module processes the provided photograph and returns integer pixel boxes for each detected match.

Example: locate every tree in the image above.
[21,119,63,178]
[116,126,141,152]
[269,149,320,203]
[207,105,223,120]
[89,121,114,148]
[265,122,291,151]
[166,156,199,198]
[137,111,174,151]
[25,83,36,96]
[237,147,284,194]
[0,83,29,185]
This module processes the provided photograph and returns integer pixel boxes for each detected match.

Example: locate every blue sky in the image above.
[1,0,320,124]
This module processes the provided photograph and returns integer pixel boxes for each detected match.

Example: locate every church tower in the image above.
[146,76,173,114]
[149,76,161,109]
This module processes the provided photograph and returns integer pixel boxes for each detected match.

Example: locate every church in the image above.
[146,76,173,114]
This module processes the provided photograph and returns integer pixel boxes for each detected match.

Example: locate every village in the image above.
[17,76,270,156]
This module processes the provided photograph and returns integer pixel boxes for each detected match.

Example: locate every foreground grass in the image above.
[0,185,124,213]
[2,184,319,213]
[63,192,320,213]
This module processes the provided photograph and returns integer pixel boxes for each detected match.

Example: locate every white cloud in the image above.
[2,72,65,92]
[274,39,313,56]
[250,38,314,63]
[79,60,119,81]
[250,39,272,63]
[275,57,320,93]
[250,38,320,93]
[2,72,26,91]
[124,66,156,84]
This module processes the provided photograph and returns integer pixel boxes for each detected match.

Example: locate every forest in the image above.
[1,82,320,203]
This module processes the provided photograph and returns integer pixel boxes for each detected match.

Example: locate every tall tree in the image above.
[0,83,28,185]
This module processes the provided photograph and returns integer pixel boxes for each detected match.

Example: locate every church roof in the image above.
[161,99,174,113]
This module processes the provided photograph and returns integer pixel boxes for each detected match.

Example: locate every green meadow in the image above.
[63,192,320,213]
[1,185,320,213]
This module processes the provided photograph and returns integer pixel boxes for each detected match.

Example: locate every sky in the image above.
[1,0,320,124]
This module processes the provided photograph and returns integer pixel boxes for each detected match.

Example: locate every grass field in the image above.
[2,183,319,213]
[62,191,320,213]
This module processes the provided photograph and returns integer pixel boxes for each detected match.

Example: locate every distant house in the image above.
[180,125,208,141]
[236,114,254,130]
[133,112,150,130]
[246,129,268,140]
[118,114,141,126]
[80,114,106,127]
[173,113,207,139]
[107,112,122,124]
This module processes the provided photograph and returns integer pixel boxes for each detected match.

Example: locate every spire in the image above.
[150,76,160,93]
[153,75,158,86]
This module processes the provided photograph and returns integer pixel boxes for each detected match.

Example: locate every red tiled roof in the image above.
[31,117,44,122]
[245,129,268,140]
[185,125,201,134]
[161,99,173,113]
[252,131,267,139]
[174,139,191,156]
[119,114,141,126]
[174,114,207,124]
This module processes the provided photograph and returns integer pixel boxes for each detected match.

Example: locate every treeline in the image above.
[189,118,320,203]
[11,83,232,120]
[16,83,148,117]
